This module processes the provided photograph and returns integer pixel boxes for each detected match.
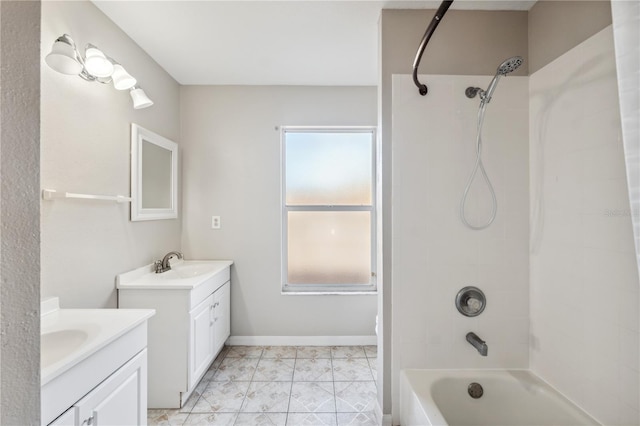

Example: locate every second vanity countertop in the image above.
[117,259,233,290]
[41,298,155,386]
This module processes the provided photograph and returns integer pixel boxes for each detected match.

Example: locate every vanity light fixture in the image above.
[45,34,152,109]
[83,44,114,78]
[112,64,137,90]
[130,86,154,109]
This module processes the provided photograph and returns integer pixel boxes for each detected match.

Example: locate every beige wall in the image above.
[381,9,529,78]
[379,8,528,415]
[180,85,378,338]
[1,1,41,423]
[41,0,181,308]
[529,0,612,73]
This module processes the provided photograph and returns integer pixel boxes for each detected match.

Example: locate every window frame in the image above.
[280,126,377,295]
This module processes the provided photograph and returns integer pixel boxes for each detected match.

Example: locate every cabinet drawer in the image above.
[190,267,230,309]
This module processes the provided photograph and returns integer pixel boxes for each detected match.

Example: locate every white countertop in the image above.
[41,298,155,385]
[117,259,233,290]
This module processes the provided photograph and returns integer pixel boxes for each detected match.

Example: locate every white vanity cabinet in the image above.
[189,293,215,386]
[189,281,230,387]
[50,350,147,426]
[213,281,231,352]
[117,260,233,409]
[41,299,154,426]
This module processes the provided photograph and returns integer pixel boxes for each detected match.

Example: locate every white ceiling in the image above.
[92,1,536,86]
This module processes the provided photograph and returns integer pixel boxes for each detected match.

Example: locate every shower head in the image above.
[497,56,523,75]
[482,56,523,104]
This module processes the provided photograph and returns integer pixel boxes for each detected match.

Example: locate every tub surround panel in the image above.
[529,26,639,425]
[379,9,529,416]
[391,74,529,422]
[180,85,377,338]
[41,0,181,308]
[612,0,640,294]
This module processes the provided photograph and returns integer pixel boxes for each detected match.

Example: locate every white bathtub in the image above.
[400,369,599,426]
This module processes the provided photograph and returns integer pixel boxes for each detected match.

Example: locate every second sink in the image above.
[41,329,90,369]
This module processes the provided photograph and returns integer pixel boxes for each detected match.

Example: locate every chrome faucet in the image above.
[155,251,183,273]
[466,332,488,356]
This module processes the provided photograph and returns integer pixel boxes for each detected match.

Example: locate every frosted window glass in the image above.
[288,211,371,285]
[286,132,372,205]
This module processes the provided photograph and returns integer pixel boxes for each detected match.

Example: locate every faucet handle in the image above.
[154,260,163,274]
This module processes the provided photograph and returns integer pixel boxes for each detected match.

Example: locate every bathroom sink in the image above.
[170,262,221,278]
[41,329,89,369]
[117,259,233,289]
[40,298,155,386]
[40,297,155,425]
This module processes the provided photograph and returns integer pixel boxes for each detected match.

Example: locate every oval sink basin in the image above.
[171,262,217,278]
[41,329,89,369]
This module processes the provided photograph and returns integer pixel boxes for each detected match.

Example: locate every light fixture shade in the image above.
[84,44,114,78]
[130,87,154,109]
[111,64,137,90]
[45,38,82,75]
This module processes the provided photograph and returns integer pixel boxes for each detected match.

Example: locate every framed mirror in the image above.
[131,124,178,221]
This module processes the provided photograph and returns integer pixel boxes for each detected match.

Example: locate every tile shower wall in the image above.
[529,26,640,425]
[391,75,529,415]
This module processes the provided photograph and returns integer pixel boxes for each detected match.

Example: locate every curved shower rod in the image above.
[412,0,454,96]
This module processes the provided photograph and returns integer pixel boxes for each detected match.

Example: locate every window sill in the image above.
[281,291,378,296]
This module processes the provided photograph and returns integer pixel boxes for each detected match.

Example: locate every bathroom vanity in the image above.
[117,260,233,408]
[41,298,155,425]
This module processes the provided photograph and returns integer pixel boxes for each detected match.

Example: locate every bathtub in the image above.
[400,369,599,426]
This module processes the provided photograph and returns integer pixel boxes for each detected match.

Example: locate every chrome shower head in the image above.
[482,56,524,104]
[497,56,523,75]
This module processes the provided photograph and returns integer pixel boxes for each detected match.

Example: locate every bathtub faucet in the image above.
[466,332,488,356]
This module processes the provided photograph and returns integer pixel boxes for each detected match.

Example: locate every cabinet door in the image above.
[75,350,147,426]
[213,281,231,353]
[189,294,215,388]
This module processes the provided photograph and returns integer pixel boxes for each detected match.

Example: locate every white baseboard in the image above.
[227,335,377,346]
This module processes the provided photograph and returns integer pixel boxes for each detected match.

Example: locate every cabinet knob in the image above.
[82,416,94,426]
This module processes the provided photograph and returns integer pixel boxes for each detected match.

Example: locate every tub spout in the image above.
[466,332,488,356]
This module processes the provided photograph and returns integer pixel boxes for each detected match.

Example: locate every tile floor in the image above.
[148,345,378,426]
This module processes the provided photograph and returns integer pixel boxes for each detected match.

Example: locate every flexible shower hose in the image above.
[460,101,497,230]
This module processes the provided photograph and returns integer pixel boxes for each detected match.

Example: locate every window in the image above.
[281,127,377,293]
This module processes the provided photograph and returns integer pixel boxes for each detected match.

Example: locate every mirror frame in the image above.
[131,123,178,221]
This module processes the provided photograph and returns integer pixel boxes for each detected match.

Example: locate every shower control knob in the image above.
[467,297,482,312]
[455,286,486,317]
